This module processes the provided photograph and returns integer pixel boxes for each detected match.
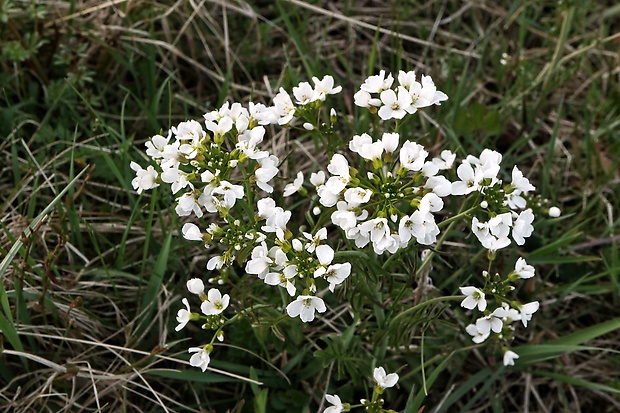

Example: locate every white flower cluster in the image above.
[451,149,537,250]
[354,70,448,120]
[313,140,454,255]
[460,257,539,366]
[175,278,230,372]
[132,70,559,374]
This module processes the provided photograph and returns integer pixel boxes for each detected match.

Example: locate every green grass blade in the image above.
[136,229,172,336]
[0,166,89,357]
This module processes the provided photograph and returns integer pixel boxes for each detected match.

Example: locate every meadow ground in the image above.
[1,1,619,412]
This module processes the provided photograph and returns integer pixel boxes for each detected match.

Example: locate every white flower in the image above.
[331,201,362,231]
[262,207,291,241]
[186,278,205,295]
[378,87,413,120]
[517,301,539,327]
[397,70,417,90]
[256,197,277,219]
[353,90,374,108]
[283,171,304,197]
[382,132,399,153]
[358,217,396,255]
[200,288,230,316]
[175,298,192,332]
[211,181,244,210]
[237,126,268,160]
[246,243,273,277]
[465,323,490,343]
[431,150,456,170]
[512,209,534,245]
[302,227,327,253]
[173,120,206,143]
[249,102,279,125]
[358,141,384,161]
[475,313,503,335]
[360,70,394,94]
[273,88,296,125]
[315,244,335,265]
[425,175,453,197]
[399,141,428,171]
[286,295,327,322]
[349,133,373,154]
[205,116,233,137]
[175,192,203,218]
[206,256,225,271]
[450,162,481,195]
[506,166,535,209]
[322,263,352,292]
[264,270,296,297]
[373,367,399,389]
[503,350,519,366]
[292,81,317,105]
[343,187,372,207]
[130,162,159,194]
[323,394,344,413]
[460,286,487,311]
[188,346,211,372]
[161,167,192,194]
[549,206,561,217]
[145,132,171,158]
[399,210,439,246]
[182,223,203,241]
[514,257,535,279]
[312,75,342,100]
[255,155,279,193]
[472,215,512,251]
[419,75,448,106]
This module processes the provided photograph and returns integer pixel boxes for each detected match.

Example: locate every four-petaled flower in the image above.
[286,295,327,323]
[200,288,230,316]
[460,286,487,311]
[373,366,399,389]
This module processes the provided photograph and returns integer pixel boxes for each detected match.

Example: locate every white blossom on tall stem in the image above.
[373,366,399,389]
[312,75,342,100]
